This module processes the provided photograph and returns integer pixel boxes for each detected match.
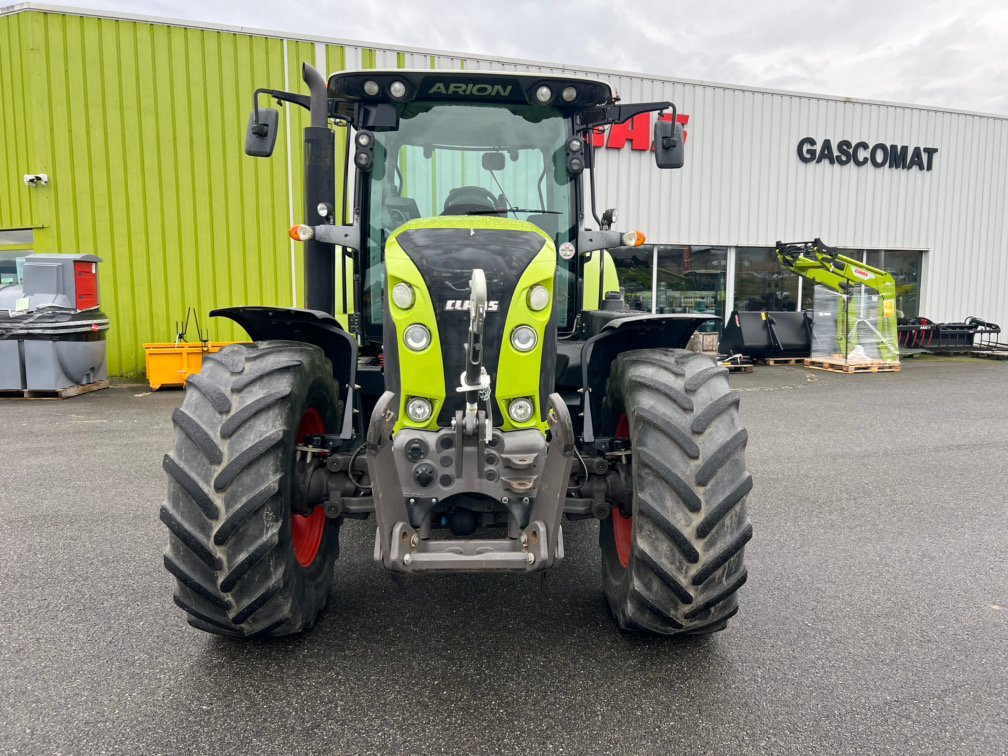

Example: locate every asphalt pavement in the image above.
[1,356,1006,754]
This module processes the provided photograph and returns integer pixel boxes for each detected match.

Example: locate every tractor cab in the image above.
[322,70,684,341]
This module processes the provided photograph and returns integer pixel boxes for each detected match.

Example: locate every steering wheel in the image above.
[387,207,411,228]
[442,185,499,215]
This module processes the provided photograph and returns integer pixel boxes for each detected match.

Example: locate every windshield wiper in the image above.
[466,208,560,215]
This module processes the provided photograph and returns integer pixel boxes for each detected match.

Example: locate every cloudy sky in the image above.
[53,0,1008,115]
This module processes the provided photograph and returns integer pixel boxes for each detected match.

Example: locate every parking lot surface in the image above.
[1,357,1006,754]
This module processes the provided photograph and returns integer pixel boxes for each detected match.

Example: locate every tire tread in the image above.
[600,348,752,636]
[162,341,340,638]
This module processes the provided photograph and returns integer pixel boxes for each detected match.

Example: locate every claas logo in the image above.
[592,112,690,151]
[445,300,500,312]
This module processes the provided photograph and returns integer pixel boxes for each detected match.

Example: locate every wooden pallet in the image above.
[0,379,110,399]
[762,357,806,366]
[803,358,901,374]
[720,359,754,374]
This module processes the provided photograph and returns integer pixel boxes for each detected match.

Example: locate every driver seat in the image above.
[442,185,500,215]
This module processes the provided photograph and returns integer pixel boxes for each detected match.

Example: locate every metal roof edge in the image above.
[3,2,1007,122]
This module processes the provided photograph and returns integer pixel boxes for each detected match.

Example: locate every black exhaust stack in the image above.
[302,63,335,315]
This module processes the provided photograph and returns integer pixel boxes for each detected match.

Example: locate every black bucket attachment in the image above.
[719,310,812,360]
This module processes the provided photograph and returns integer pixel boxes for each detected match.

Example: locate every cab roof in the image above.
[327,69,617,117]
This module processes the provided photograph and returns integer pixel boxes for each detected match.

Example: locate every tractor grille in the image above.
[395,227,546,425]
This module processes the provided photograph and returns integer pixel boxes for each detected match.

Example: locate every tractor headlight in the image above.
[527,285,550,312]
[561,86,578,103]
[404,324,431,351]
[508,398,535,423]
[389,80,407,99]
[405,397,433,423]
[621,230,646,247]
[510,325,538,352]
[363,80,380,96]
[391,282,415,309]
[535,85,552,103]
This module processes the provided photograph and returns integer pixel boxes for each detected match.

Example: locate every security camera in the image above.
[23,174,49,187]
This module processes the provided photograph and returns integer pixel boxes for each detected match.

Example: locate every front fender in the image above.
[580,313,715,442]
[212,306,359,438]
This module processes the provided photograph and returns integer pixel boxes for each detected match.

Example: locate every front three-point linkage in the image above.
[455,269,493,443]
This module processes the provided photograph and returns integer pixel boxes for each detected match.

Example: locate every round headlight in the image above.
[403,324,431,351]
[535,85,552,103]
[356,131,373,147]
[406,397,433,423]
[567,137,583,152]
[389,80,407,99]
[391,282,415,309]
[363,80,380,96]
[511,325,538,352]
[508,398,535,423]
[561,86,577,102]
[527,285,550,312]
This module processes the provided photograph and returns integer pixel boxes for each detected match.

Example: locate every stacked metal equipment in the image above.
[0,254,110,392]
[898,315,1002,352]
[776,239,900,365]
[809,285,899,363]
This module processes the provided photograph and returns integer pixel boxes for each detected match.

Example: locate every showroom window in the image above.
[655,245,727,331]
[734,245,924,317]
[604,244,923,325]
[607,245,727,331]
[865,249,924,318]
[606,246,653,312]
[734,247,800,312]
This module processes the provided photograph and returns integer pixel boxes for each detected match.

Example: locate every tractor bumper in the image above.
[366,391,575,572]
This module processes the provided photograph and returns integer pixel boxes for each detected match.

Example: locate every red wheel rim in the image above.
[612,413,632,568]
[293,408,326,568]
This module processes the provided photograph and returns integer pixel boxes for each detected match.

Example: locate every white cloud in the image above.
[46,0,1008,114]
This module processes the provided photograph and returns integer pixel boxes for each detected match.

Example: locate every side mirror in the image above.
[654,120,685,169]
[245,108,279,157]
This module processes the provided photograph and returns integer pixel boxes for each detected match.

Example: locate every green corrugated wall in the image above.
[0,11,37,231]
[0,9,370,376]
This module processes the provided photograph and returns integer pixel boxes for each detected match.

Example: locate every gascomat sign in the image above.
[797,137,938,171]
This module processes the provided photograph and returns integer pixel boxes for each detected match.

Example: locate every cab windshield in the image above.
[363,102,576,335]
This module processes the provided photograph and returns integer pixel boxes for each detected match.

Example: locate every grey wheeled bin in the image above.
[0,254,110,392]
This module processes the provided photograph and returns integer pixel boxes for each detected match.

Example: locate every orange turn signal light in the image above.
[621,230,646,247]
[289,224,314,242]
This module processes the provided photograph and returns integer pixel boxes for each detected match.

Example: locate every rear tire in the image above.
[161,341,342,637]
[599,349,753,635]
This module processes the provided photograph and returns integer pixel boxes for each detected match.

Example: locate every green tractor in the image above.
[161,65,753,637]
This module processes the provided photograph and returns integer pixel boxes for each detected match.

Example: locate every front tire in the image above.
[599,349,753,635]
[161,341,342,637]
